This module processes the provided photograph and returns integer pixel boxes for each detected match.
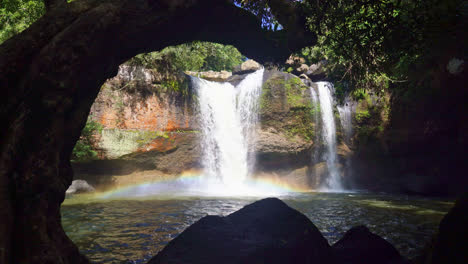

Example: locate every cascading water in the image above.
[192,69,264,192]
[316,81,343,191]
[337,99,354,144]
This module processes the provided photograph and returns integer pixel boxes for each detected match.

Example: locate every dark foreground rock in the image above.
[414,193,468,264]
[148,198,333,264]
[332,226,407,264]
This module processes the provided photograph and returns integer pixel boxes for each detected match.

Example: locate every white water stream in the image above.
[316,82,343,191]
[192,69,264,193]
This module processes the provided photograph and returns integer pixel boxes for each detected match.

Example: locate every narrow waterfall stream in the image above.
[315,81,343,191]
[191,69,264,192]
[337,99,354,144]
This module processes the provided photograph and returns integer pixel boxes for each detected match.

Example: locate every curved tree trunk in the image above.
[0,0,314,263]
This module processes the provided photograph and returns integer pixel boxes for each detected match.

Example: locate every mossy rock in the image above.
[260,72,310,113]
[259,70,315,141]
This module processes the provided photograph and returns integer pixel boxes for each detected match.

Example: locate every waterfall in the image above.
[316,82,343,190]
[337,99,354,144]
[192,69,264,190]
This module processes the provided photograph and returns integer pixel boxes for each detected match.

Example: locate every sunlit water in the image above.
[192,69,263,189]
[316,82,342,190]
[62,192,452,263]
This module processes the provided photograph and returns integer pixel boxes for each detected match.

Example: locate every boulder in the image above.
[285,55,306,68]
[65,180,95,194]
[233,59,261,74]
[332,226,407,264]
[306,60,327,81]
[185,70,232,82]
[296,63,309,74]
[149,198,333,264]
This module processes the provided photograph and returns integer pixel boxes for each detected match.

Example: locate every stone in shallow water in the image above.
[148,197,333,264]
[332,225,407,264]
[66,180,95,194]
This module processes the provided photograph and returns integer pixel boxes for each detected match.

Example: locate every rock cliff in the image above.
[73,65,318,189]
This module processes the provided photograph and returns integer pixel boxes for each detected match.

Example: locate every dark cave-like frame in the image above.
[0,0,315,263]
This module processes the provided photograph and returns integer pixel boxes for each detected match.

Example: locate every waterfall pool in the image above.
[62,192,452,263]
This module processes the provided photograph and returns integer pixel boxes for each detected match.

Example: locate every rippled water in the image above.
[61,193,453,263]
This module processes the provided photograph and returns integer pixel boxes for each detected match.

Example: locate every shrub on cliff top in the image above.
[71,116,103,162]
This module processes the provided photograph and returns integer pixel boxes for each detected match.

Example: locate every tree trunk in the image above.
[0,0,314,263]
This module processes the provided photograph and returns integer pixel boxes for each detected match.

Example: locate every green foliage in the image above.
[355,110,370,124]
[297,0,466,95]
[72,117,103,161]
[127,41,244,95]
[352,88,367,101]
[0,0,45,44]
[127,42,244,72]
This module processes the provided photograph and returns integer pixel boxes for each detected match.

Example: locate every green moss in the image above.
[285,77,308,108]
[285,108,315,141]
[355,109,371,123]
[261,76,309,111]
[259,78,275,111]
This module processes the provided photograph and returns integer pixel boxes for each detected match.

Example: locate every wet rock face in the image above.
[81,68,317,178]
[256,70,315,172]
[91,66,196,135]
[149,198,333,264]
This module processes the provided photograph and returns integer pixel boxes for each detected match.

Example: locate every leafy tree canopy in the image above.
[0,0,45,43]
[296,0,466,95]
[128,41,245,72]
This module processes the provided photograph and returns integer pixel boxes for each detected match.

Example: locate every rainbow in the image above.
[63,170,317,205]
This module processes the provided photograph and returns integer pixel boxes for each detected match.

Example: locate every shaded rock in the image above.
[185,70,232,82]
[149,198,333,264]
[116,65,156,84]
[337,142,353,160]
[233,59,261,74]
[285,167,312,189]
[256,129,312,154]
[306,60,327,81]
[332,226,407,264]
[255,130,312,171]
[309,162,327,188]
[296,63,309,74]
[66,180,95,194]
[256,70,315,171]
[416,193,468,264]
[123,132,202,174]
[309,162,344,188]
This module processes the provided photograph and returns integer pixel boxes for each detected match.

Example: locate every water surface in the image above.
[62,192,452,263]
